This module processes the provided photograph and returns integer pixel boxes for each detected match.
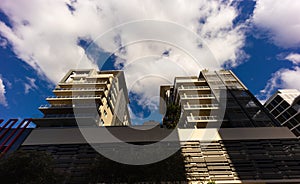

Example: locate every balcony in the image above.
[53,87,105,91]
[44,113,98,118]
[46,95,103,104]
[178,86,210,91]
[187,116,218,122]
[47,95,102,100]
[39,104,98,109]
[58,81,107,85]
[180,94,214,99]
[183,104,219,110]
[39,103,100,114]
[176,79,206,83]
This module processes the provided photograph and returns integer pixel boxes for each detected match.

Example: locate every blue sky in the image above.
[0,0,300,125]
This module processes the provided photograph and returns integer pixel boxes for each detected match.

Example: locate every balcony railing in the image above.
[175,79,206,83]
[39,104,98,108]
[180,94,214,99]
[54,87,105,91]
[183,104,219,109]
[59,81,107,84]
[46,95,102,99]
[187,116,218,122]
[44,113,98,118]
[178,86,210,90]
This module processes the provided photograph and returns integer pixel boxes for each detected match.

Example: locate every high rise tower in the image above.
[35,69,130,127]
[160,69,278,128]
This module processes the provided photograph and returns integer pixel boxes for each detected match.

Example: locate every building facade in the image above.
[160,69,279,129]
[13,69,300,183]
[36,69,130,127]
[159,70,300,183]
[264,89,300,138]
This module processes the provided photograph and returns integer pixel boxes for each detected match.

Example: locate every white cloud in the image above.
[279,67,300,90]
[259,70,282,100]
[0,77,8,107]
[24,77,38,94]
[0,0,98,83]
[285,53,300,65]
[253,0,300,48]
[0,37,8,48]
[0,0,248,117]
[259,67,300,101]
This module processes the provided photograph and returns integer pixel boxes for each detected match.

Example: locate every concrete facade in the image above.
[36,69,131,127]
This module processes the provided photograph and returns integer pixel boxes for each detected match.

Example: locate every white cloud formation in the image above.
[24,77,38,94]
[0,77,8,107]
[259,66,300,101]
[285,53,300,65]
[0,0,97,83]
[0,0,248,119]
[253,0,300,48]
[279,67,300,90]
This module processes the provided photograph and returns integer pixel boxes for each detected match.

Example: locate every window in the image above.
[273,96,283,104]
[281,101,289,109]
[284,121,294,129]
[292,128,300,137]
[289,118,299,127]
[287,107,297,116]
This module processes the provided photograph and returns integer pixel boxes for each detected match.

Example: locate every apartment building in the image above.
[14,69,300,183]
[35,69,130,127]
[159,70,300,183]
[160,69,278,129]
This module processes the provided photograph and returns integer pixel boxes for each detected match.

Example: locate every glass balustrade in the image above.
[54,87,105,91]
[47,95,102,99]
[39,104,98,108]
[183,104,219,109]
[180,94,214,99]
[178,86,210,90]
[187,116,218,122]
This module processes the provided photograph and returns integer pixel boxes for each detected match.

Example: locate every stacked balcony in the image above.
[35,70,114,127]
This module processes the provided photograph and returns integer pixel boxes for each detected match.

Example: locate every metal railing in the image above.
[46,95,102,99]
[187,116,218,122]
[175,79,206,83]
[54,87,105,91]
[183,104,219,109]
[59,81,107,84]
[39,104,98,108]
[44,113,98,118]
[180,94,214,99]
[178,86,210,90]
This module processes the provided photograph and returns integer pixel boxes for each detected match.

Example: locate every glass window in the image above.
[292,128,300,137]
[284,122,294,129]
[289,118,299,127]
[271,109,280,117]
[273,96,283,104]
[287,107,297,116]
[281,101,289,109]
